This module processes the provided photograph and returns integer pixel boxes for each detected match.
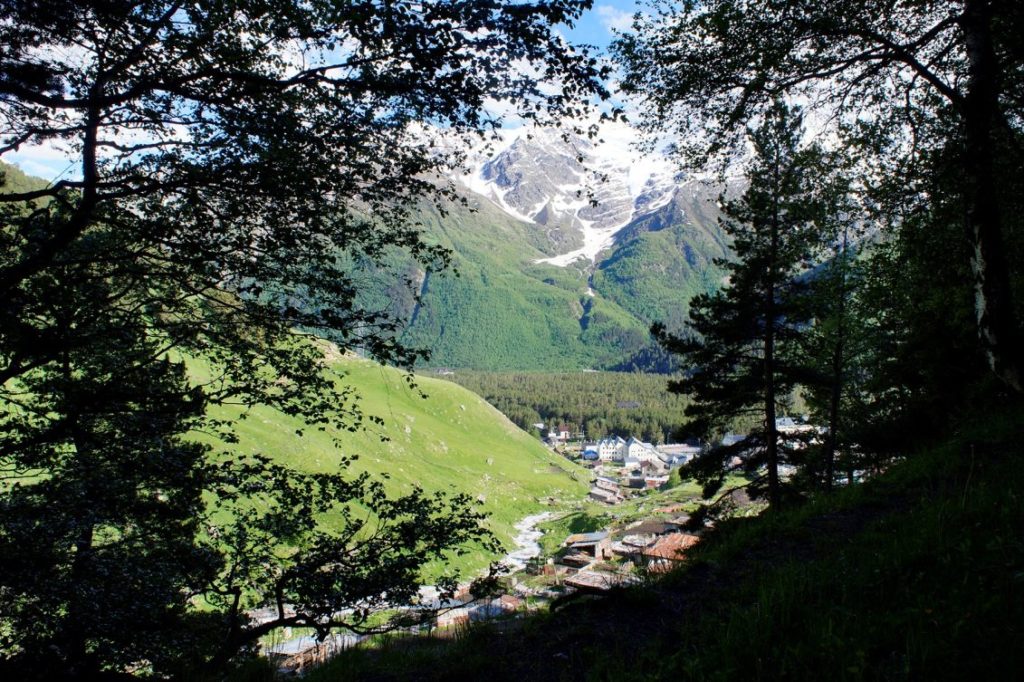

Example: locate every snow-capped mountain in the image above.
[459,123,680,266]
[370,121,730,371]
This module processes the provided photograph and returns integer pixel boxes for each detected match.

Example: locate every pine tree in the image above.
[796,211,871,491]
[655,102,829,510]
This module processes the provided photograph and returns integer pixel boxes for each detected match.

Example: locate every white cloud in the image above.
[596,5,634,34]
[4,141,77,183]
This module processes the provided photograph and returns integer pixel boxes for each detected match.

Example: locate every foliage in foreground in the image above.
[623,0,1024,516]
[0,1,605,677]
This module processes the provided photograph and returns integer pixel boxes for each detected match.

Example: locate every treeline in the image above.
[441,370,691,444]
[617,2,1024,514]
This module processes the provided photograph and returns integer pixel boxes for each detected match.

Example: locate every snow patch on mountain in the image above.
[458,122,678,265]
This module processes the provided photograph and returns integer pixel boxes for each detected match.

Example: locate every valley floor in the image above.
[300,410,1024,681]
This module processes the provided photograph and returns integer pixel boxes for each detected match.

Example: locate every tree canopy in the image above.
[0,1,606,677]
[619,0,1024,511]
[616,0,1024,391]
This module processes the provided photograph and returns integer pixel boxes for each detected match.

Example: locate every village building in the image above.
[610,520,682,562]
[624,469,669,489]
[625,436,661,464]
[563,531,611,560]
[596,436,627,461]
[721,433,746,448]
[641,533,700,572]
[624,519,680,538]
[547,423,573,444]
[775,416,815,434]
[644,475,670,489]
[656,442,701,467]
[560,553,593,568]
[589,487,623,505]
[564,569,624,594]
[590,475,624,504]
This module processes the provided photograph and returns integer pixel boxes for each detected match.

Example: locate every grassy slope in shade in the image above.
[304,408,1024,681]
[203,354,589,576]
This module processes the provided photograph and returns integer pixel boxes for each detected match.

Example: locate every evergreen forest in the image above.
[443,371,693,444]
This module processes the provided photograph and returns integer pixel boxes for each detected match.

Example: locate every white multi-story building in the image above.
[596,436,627,461]
[625,437,661,464]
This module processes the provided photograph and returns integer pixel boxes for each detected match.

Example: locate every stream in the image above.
[500,511,557,572]
[266,510,563,660]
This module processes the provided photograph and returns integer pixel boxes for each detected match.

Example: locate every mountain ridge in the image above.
[381,125,731,370]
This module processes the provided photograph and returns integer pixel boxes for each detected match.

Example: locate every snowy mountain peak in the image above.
[459,123,679,266]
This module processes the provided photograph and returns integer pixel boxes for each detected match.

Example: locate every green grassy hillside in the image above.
[202,353,589,575]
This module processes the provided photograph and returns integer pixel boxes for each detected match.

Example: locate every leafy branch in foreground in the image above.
[1,0,606,677]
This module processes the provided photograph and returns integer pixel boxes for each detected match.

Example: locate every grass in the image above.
[200,353,589,577]
[304,406,1024,681]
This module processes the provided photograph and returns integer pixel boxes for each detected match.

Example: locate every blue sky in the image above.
[5,2,645,181]
[567,1,641,51]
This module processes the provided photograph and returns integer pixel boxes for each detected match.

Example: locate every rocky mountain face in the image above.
[461,126,681,266]
[365,124,732,371]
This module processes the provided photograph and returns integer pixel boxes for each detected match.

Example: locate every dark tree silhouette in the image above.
[616,0,1024,391]
[0,1,605,677]
[655,103,832,509]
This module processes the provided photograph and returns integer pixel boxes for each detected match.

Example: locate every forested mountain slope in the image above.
[335,126,732,372]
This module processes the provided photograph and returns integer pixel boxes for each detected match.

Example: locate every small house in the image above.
[560,553,592,568]
[564,531,611,560]
[589,487,622,505]
[641,533,700,572]
[564,570,622,594]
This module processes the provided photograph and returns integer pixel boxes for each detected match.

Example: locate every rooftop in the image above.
[624,520,679,536]
[564,530,609,545]
[642,533,700,560]
[564,570,622,593]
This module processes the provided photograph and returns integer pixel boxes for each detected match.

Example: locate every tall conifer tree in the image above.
[656,102,827,510]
